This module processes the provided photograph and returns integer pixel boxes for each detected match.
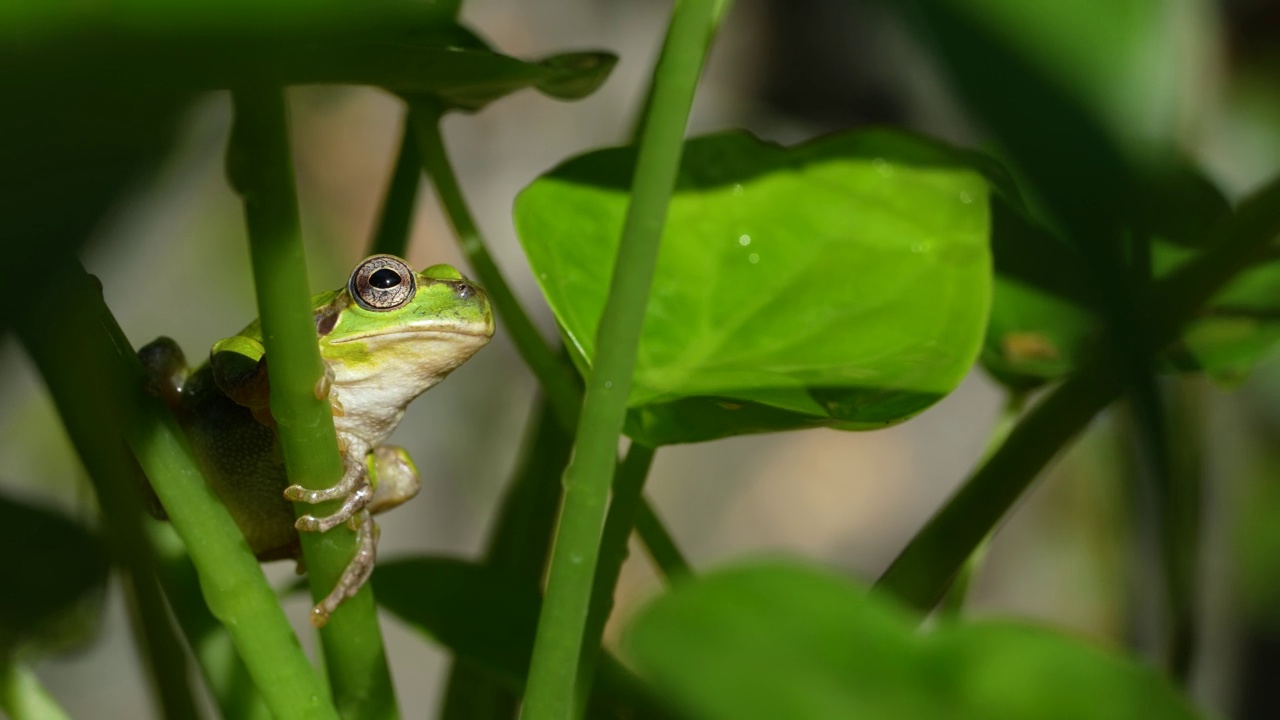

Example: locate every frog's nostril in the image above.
[455,282,475,300]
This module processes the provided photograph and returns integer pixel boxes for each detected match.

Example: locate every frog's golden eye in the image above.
[350,255,416,311]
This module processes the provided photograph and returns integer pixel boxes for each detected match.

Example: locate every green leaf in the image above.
[3,8,615,113]
[981,197,1103,388]
[374,557,541,689]
[981,169,1280,387]
[900,0,1206,238]
[0,0,464,42]
[0,491,108,656]
[1160,244,1280,383]
[624,562,1204,720]
[516,129,992,445]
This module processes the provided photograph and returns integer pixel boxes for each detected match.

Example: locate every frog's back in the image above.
[176,364,300,561]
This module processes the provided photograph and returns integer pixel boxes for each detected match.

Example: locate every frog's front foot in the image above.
[310,509,378,628]
[286,438,373,532]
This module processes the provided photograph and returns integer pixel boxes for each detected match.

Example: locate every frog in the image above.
[138,254,494,626]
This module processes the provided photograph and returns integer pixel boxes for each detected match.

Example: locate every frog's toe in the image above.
[294,481,373,533]
[314,364,336,400]
[285,483,343,504]
[310,510,378,628]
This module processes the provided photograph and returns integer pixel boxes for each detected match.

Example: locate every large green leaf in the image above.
[0,491,109,656]
[624,562,1203,720]
[516,129,991,445]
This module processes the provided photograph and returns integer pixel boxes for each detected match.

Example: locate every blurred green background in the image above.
[3,0,1280,717]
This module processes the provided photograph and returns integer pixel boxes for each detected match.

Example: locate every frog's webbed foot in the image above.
[287,437,373,532]
[309,509,379,628]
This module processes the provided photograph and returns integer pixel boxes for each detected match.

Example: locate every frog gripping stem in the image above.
[287,437,379,625]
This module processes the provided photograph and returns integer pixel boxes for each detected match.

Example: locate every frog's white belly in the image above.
[324,331,487,446]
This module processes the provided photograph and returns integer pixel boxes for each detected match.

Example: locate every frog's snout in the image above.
[454,279,495,336]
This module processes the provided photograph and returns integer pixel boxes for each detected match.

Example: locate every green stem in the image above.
[21,260,338,720]
[877,172,1280,613]
[577,444,657,707]
[409,105,688,585]
[368,119,421,258]
[634,499,692,581]
[0,659,71,720]
[878,365,1121,612]
[936,391,1026,618]
[521,0,724,716]
[1163,379,1203,683]
[123,570,205,720]
[441,396,574,720]
[229,86,397,720]
[17,278,205,720]
[146,523,273,720]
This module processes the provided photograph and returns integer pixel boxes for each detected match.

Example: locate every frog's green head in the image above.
[315,255,494,387]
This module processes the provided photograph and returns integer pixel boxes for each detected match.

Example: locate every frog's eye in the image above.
[350,255,416,311]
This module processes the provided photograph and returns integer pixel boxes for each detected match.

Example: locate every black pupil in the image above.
[369,268,401,289]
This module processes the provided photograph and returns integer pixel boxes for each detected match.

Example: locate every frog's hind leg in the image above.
[367,445,421,515]
[309,509,378,628]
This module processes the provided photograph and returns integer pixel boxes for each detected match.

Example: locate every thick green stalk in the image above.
[0,660,71,720]
[229,86,397,720]
[368,120,422,257]
[577,444,656,707]
[22,261,338,720]
[440,397,574,720]
[520,1,724,717]
[18,281,204,720]
[146,524,273,720]
[877,173,1280,612]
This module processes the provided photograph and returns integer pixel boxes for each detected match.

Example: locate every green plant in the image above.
[4,0,1278,718]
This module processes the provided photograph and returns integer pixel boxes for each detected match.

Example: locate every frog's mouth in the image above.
[332,321,494,344]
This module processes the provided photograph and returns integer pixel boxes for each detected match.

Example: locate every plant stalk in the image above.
[520,0,724,716]
[229,85,398,720]
[410,106,689,584]
[368,119,422,258]
[21,260,339,720]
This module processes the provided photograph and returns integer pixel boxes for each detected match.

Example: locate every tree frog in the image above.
[139,254,493,626]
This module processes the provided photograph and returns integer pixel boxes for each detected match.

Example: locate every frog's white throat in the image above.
[325,331,489,445]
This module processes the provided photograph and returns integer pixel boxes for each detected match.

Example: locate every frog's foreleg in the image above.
[309,508,378,628]
[286,435,374,532]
